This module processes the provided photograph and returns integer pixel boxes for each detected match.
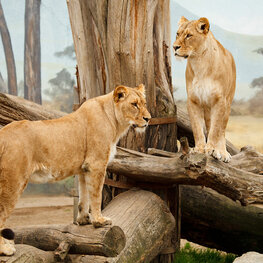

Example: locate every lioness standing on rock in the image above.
[0,84,151,256]
[173,17,236,162]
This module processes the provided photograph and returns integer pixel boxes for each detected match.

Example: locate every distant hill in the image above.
[170,1,263,100]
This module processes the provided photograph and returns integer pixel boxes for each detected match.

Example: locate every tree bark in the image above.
[67,0,176,152]
[24,0,41,104]
[0,2,17,95]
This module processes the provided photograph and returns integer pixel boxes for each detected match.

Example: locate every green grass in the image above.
[174,243,236,263]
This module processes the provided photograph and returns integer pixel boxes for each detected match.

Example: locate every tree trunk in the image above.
[67,2,179,260]
[0,2,17,95]
[24,0,41,104]
[67,0,176,152]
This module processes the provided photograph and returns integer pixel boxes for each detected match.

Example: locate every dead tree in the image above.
[24,0,41,104]
[0,1,17,95]
[67,1,179,261]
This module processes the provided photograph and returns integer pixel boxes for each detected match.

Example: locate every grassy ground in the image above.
[226,115,263,153]
[174,243,236,263]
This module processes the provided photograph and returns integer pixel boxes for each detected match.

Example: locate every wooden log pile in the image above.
[1,94,263,257]
[108,144,263,206]
[0,190,175,263]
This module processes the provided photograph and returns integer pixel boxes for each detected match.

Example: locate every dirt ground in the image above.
[5,196,74,228]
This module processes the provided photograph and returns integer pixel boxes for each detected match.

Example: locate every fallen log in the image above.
[108,145,263,205]
[0,93,64,126]
[102,189,176,263]
[14,224,125,257]
[0,244,55,263]
[181,186,263,255]
[66,255,110,263]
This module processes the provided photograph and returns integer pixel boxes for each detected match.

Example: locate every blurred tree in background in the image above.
[249,50,263,116]
[0,1,17,95]
[44,68,74,113]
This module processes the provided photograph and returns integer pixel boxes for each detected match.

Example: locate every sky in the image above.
[174,0,263,35]
[0,0,262,101]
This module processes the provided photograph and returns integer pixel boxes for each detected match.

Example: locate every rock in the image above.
[234,252,263,263]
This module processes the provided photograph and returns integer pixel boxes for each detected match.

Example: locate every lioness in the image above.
[0,84,151,255]
[173,16,236,162]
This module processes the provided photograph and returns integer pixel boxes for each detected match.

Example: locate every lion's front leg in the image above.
[205,99,231,162]
[76,174,91,225]
[88,166,112,228]
[187,99,206,153]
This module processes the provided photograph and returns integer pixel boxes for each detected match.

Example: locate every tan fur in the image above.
[173,17,236,162]
[0,84,151,255]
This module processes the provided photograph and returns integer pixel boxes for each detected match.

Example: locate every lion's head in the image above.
[113,84,151,133]
[173,16,210,59]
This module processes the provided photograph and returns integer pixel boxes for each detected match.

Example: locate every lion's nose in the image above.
[143,117,149,122]
[174,45,181,51]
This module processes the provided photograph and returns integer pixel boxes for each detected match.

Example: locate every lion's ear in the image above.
[113,85,129,102]
[196,17,210,34]
[178,16,188,27]
[137,84,145,96]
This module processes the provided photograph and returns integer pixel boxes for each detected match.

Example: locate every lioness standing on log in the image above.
[0,84,151,256]
[173,17,236,162]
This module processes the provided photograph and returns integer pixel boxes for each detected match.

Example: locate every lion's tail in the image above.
[1,228,15,240]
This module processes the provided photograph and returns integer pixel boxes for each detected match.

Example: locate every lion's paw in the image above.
[212,149,231,163]
[76,213,92,225]
[92,217,112,228]
[0,243,16,256]
[192,145,205,154]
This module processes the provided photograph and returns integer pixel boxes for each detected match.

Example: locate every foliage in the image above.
[44,68,75,113]
[174,243,236,263]
[253,48,263,55]
[54,44,75,60]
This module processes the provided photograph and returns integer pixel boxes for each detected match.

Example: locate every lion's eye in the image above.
[176,32,179,38]
[186,34,192,39]
[132,102,138,108]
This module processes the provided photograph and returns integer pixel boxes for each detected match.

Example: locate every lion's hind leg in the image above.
[0,229,15,256]
[0,167,27,255]
[76,174,92,225]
